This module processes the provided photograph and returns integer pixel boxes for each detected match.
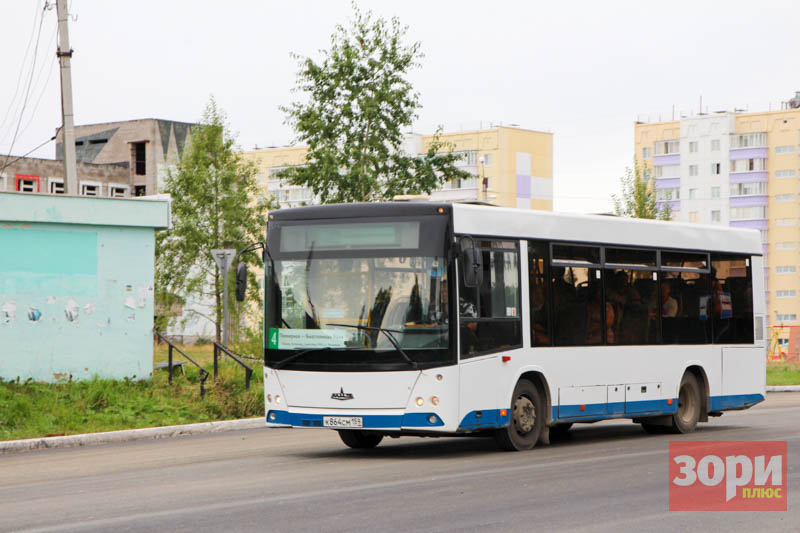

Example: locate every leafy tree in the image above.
[280,4,471,203]
[155,98,271,342]
[612,159,671,220]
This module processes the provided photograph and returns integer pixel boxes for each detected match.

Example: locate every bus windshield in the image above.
[265,216,453,370]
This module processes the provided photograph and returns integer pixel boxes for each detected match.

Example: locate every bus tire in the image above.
[338,430,384,449]
[670,372,701,434]
[494,379,544,451]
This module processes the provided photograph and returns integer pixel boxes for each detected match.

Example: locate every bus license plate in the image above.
[323,416,363,428]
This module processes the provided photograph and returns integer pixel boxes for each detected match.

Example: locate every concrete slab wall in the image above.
[0,193,170,382]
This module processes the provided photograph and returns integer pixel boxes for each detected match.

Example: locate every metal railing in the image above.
[213,342,254,390]
[154,330,210,397]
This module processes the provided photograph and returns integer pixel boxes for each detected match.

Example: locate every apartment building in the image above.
[242,125,554,211]
[635,92,800,331]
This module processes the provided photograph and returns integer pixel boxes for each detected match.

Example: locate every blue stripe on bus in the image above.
[266,410,444,428]
[457,409,510,430]
[709,393,764,411]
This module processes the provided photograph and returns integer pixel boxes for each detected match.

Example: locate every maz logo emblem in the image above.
[331,387,354,401]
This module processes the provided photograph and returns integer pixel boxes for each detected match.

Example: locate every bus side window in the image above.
[551,244,602,346]
[459,240,522,358]
[711,253,753,344]
[528,241,552,346]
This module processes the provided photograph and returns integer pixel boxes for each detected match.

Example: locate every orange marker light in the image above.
[437,207,444,213]
[668,398,673,405]
[500,409,507,417]
[579,404,586,411]
[502,356,512,363]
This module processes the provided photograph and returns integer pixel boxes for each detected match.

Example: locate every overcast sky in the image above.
[1,0,797,212]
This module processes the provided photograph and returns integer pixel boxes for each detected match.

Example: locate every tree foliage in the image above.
[155,98,270,342]
[612,159,671,220]
[280,4,471,203]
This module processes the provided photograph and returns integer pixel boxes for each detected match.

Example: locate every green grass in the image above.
[0,344,264,442]
[766,362,800,386]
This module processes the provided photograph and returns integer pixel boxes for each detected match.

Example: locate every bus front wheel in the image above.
[494,379,544,451]
[338,430,384,449]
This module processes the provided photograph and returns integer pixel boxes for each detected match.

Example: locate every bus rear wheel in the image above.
[494,379,544,451]
[338,430,384,449]
[670,372,701,434]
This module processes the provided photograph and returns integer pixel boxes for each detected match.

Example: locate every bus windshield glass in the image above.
[265,216,452,370]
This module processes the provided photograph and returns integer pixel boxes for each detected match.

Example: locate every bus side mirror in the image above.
[235,263,248,302]
[462,248,483,288]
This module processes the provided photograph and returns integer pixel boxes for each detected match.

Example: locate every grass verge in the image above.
[766,362,800,386]
[0,344,263,442]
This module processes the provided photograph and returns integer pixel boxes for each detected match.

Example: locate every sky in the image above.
[1,0,798,213]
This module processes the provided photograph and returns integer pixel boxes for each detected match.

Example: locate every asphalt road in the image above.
[1,394,798,533]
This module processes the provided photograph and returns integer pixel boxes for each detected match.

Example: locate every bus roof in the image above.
[452,203,763,256]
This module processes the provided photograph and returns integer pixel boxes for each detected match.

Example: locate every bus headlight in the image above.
[430,396,440,406]
[415,396,424,406]
[275,395,282,404]
[266,394,272,403]
[268,412,277,421]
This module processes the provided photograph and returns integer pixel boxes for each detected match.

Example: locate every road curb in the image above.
[0,417,265,455]
[766,385,800,392]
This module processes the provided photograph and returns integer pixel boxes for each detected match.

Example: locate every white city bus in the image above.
[253,202,765,451]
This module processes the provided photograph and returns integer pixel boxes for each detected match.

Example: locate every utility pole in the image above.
[56,0,78,194]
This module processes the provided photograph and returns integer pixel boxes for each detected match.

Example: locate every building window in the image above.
[775,193,795,202]
[711,163,721,175]
[730,182,767,196]
[711,139,720,151]
[483,153,493,167]
[776,169,796,178]
[776,290,796,298]
[134,185,146,196]
[776,266,796,274]
[760,230,769,242]
[48,178,64,194]
[654,164,680,178]
[711,210,721,222]
[776,242,796,250]
[711,186,720,199]
[689,164,698,176]
[654,139,680,155]
[133,142,146,175]
[15,174,39,192]
[0,174,7,191]
[452,150,478,166]
[775,145,795,154]
[689,211,699,223]
[689,188,697,199]
[642,147,651,160]
[80,182,101,196]
[730,206,767,220]
[776,314,797,322]
[776,218,795,226]
[730,132,767,149]
[689,141,698,153]
[108,184,129,198]
[655,187,680,201]
[731,158,767,173]
[459,239,521,358]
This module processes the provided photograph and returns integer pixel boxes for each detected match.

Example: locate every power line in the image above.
[19,26,59,138]
[1,2,49,172]
[0,135,57,175]
[0,2,42,133]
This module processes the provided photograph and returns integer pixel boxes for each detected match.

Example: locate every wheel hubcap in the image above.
[513,396,535,433]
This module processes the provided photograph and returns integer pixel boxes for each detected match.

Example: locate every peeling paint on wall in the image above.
[84,302,96,315]
[64,299,79,322]
[2,301,17,324]
[27,307,41,322]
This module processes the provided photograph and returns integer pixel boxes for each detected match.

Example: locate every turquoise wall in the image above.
[0,193,169,382]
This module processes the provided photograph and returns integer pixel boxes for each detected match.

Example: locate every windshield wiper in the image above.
[272,346,337,369]
[327,323,418,369]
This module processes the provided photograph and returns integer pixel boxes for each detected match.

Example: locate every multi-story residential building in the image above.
[0,155,129,196]
[635,92,800,337]
[54,118,196,196]
[243,125,554,211]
